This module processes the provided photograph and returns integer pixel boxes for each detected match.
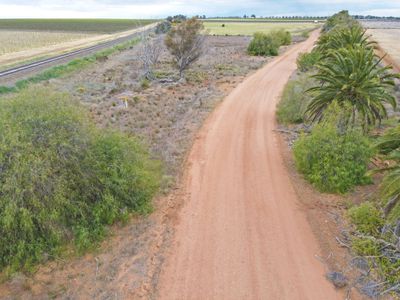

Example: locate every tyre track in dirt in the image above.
[156,30,344,299]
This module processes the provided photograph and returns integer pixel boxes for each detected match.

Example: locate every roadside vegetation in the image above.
[293,104,373,193]
[0,87,161,276]
[247,29,291,56]
[276,72,314,123]
[278,10,400,295]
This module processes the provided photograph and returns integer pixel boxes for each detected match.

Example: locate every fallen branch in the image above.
[273,128,300,135]
[336,236,351,248]
[381,283,400,296]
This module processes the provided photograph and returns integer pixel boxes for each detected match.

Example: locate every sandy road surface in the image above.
[157,30,343,300]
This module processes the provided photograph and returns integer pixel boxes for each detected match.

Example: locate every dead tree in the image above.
[138,33,163,80]
[164,18,205,78]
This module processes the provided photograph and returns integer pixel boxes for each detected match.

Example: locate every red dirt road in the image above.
[157,30,343,299]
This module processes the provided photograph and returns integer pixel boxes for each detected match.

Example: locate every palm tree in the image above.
[306,45,399,131]
[375,125,400,217]
[316,25,376,55]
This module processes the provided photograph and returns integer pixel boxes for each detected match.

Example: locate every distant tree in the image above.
[155,20,172,34]
[165,18,205,78]
[251,14,256,18]
[172,14,187,23]
[167,15,187,23]
[243,14,247,18]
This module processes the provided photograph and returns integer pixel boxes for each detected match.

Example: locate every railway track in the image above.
[0,23,156,80]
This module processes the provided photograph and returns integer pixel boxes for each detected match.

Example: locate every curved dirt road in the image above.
[157,30,342,300]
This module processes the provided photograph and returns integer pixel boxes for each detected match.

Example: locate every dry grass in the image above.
[0,30,94,55]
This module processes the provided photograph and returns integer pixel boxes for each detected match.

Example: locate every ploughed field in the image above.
[361,20,400,68]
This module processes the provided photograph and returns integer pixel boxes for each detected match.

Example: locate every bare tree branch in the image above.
[138,33,163,80]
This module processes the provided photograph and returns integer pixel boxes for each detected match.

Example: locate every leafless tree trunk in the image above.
[138,33,163,80]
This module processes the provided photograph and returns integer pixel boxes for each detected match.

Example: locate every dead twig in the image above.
[380,283,400,296]
[336,236,351,248]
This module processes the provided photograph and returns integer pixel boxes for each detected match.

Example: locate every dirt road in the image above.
[157,30,343,299]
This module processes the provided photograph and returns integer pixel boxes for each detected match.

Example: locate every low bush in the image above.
[0,88,161,273]
[272,29,291,46]
[140,78,150,89]
[248,30,292,57]
[348,203,384,236]
[293,104,373,193]
[276,73,315,124]
[296,51,321,72]
[247,32,280,56]
[352,238,380,256]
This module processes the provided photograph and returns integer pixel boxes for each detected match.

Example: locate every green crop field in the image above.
[206,18,324,22]
[203,21,319,36]
[0,19,157,34]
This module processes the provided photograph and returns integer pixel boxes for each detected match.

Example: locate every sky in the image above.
[0,0,399,19]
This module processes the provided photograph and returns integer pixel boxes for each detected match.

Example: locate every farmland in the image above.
[205,18,324,22]
[0,19,156,33]
[0,30,94,55]
[203,21,319,35]
[368,29,400,67]
[0,20,156,67]
[361,20,400,69]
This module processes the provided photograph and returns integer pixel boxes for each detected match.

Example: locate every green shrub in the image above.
[375,125,400,221]
[301,30,310,38]
[247,32,280,56]
[293,105,373,193]
[141,78,150,89]
[276,73,315,124]
[272,29,292,46]
[348,202,384,236]
[352,238,380,256]
[0,88,161,273]
[296,51,321,72]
